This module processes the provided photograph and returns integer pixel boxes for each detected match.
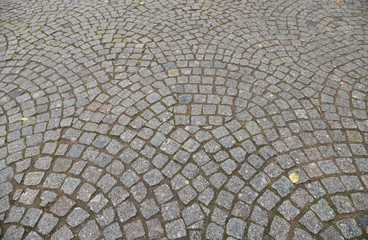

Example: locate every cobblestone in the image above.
[0,0,367,238]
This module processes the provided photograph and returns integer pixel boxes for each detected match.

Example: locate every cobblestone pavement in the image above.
[0,0,368,239]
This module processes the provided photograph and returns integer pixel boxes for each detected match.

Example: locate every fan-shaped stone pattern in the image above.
[0,0,368,239]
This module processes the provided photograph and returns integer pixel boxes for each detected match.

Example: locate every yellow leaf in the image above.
[258,44,263,47]
[336,0,342,3]
[366,226,368,234]
[21,117,28,121]
[289,172,299,183]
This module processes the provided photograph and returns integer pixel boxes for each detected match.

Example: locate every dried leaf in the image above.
[289,172,299,183]
[336,0,342,3]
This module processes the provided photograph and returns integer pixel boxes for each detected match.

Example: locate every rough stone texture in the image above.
[124,220,145,240]
[50,196,75,217]
[0,0,367,238]
[270,216,290,240]
[336,218,362,239]
[165,219,187,239]
[226,217,246,239]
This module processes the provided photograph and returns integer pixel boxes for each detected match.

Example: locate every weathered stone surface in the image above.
[0,0,367,238]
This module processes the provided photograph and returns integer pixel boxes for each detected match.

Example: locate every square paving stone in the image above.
[221,159,237,175]
[162,161,181,178]
[37,213,59,235]
[66,144,85,158]
[250,172,270,192]
[160,139,181,155]
[93,152,113,168]
[340,175,363,191]
[320,226,344,240]
[251,206,268,227]
[106,160,125,176]
[120,170,139,187]
[216,190,234,210]
[78,220,100,240]
[147,218,164,239]
[270,216,290,240]
[355,158,368,172]
[96,207,115,226]
[178,185,197,205]
[61,177,81,194]
[53,158,72,172]
[351,193,368,211]
[69,161,87,175]
[97,173,117,193]
[130,182,147,202]
[225,176,245,193]
[336,158,356,173]
[19,188,39,205]
[231,201,251,220]
[140,198,159,219]
[82,166,103,184]
[298,211,323,234]
[117,200,137,223]
[43,173,66,189]
[77,183,96,202]
[192,175,209,192]
[247,223,264,240]
[5,206,25,223]
[226,217,246,239]
[205,222,224,240]
[182,203,204,226]
[331,195,356,214]
[182,163,199,179]
[23,171,44,185]
[88,193,108,213]
[305,181,326,199]
[119,148,138,164]
[66,207,90,227]
[311,198,335,221]
[21,208,42,227]
[143,169,163,186]
[336,218,362,239]
[321,177,345,194]
[93,135,111,148]
[278,200,300,221]
[291,188,313,208]
[154,184,173,204]
[51,226,73,240]
[239,186,258,204]
[292,228,314,240]
[108,186,129,206]
[34,156,53,170]
[212,207,228,225]
[104,222,123,240]
[50,196,75,216]
[124,220,145,240]
[3,225,25,240]
[264,162,283,178]
[272,176,294,197]
[257,189,280,210]
[162,201,180,221]
[165,219,187,240]
[24,232,42,240]
[210,172,227,189]
[40,191,57,207]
